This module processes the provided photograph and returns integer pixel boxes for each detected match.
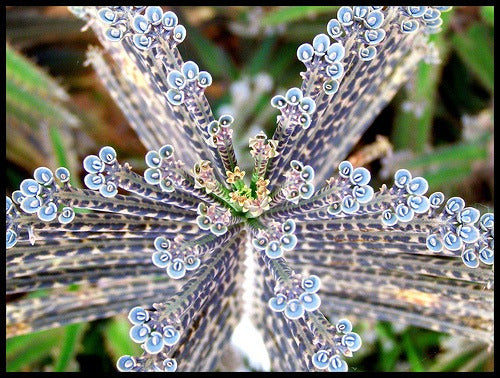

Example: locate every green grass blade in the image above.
[388,132,490,191]
[48,125,82,189]
[54,323,86,372]
[183,24,238,80]
[281,22,329,41]
[429,342,486,372]
[451,24,494,94]
[49,126,70,169]
[268,43,298,81]
[6,44,69,101]
[419,165,474,189]
[402,332,425,372]
[6,76,77,127]
[245,35,277,76]
[103,318,142,361]
[404,138,488,169]
[6,329,62,371]
[261,6,338,26]
[375,322,401,371]
[392,10,452,152]
[6,44,83,189]
[480,6,494,27]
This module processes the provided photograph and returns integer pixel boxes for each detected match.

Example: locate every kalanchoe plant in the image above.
[6,6,493,372]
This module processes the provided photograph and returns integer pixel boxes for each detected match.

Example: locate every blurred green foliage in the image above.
[260,6,338,26]
[451,23,494,94]
[387,6,493,205]
[6,43,80,182]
